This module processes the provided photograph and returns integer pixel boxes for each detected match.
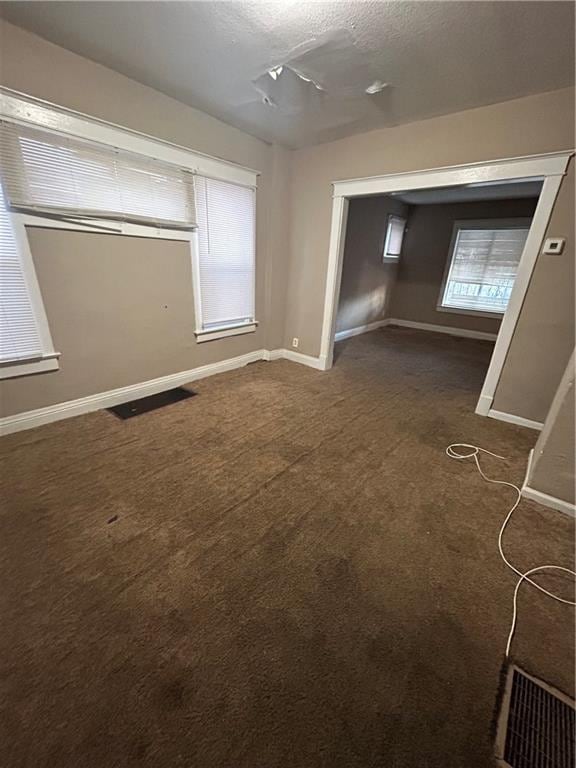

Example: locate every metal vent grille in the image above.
[499,667,575,768]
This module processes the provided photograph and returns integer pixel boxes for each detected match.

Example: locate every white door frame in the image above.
[320,150,573,419]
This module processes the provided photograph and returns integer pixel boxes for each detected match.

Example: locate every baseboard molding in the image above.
[386,318,498,341]
[487,408,543,432]
[281,349,326,370]
[334,319,388,342]
[0,349,268,436]
[522,486,575,518]
[0,347,328,436]
[261,349,284,362]
[334,317,498,343]
[475,394,493,417]
[520,448,575,518]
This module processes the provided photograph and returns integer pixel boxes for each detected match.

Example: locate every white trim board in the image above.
[385,318,498,341]
[487,408,543,431]
[0,350,268,436]
[334,319,389,342]
[520,486,574,518]
[0,88,258,187]
[0,348,327,436]
[334,317,497,342]
[281,349,327,370]
[521,451,575,518]
[332,151,572,198]
[320,150,574,418]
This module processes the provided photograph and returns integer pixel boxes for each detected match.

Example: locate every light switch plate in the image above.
[542,237,565,255]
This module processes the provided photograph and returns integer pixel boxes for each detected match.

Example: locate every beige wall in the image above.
[336,196,408,334]
[0,229,274,417]
[0,21,291,416]
[285,87,574,422]
[389,197,538,334]
[528,352,575,505]
[493,161,575,422]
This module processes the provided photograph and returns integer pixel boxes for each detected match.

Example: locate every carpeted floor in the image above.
[1,327,574,768]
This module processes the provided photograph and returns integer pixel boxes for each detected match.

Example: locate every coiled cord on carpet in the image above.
[445,443,576,658]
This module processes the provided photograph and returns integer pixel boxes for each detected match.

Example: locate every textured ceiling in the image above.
[392,180,543,206]
[1,1,574,148]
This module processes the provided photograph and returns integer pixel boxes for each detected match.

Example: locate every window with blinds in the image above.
[383,215,407,260]
[0,182,44,363]
[440,221,530,315]
[194,176,256,332]
[0,121,196,229]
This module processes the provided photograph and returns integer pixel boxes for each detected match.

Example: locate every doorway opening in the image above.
[319,153,572,424]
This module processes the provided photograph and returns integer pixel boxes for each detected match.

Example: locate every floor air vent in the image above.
[107,387,196,419]
[495,665,575,768]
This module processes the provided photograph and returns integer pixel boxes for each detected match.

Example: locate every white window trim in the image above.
[382,214,407,261]
[437,218,532,319]
[15,213,195,242]
[0,88,261,366]
[0,88,258,187]
[195,322,258,344]
[0,210,60,380]
[189,232,257,343]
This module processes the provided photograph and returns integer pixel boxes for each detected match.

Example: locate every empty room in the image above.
[333,180,543,415]
[0,3,574,767]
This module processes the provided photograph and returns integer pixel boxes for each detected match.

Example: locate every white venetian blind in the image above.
[0,183,43,362]
[442,226,529,314]
[0,121,196,228]
[194,175,256,330]
[383,215,407,259]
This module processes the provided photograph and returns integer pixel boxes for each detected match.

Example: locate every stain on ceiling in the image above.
[1,1,574,148]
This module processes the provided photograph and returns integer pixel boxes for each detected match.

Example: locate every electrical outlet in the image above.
[292,337,299,348]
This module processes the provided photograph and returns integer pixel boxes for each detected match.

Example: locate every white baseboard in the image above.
[334,317,497,343]
[521,448,575,518]
[475,394,493,416]
[487,408,543,431]
[262,349,284,361]
[334,319,388,342]
[0,347,329,436]
[0,349,268,436]
[386,318,498,341]
[522,486,575,518]
[281,349,326,370]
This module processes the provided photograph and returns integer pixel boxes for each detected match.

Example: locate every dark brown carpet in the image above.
[1,327,574,768]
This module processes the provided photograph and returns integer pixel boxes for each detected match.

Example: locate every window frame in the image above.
[382,214,407,261]
[191,177,257,343]
[0,203,60,380]
[0,89,260,369]
[437,218,532,320]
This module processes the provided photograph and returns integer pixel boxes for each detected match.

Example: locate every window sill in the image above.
[195,322,258,343]
[0,354,60,380]
[437,305,504,321]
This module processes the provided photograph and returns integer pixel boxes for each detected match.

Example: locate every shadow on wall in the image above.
[336,196,409,335]
[336,194,540,339]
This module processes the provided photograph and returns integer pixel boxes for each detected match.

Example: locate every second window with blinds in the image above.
[193,176,257,342]
[438,219,530,318]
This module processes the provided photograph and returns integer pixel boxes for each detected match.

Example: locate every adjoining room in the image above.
[334,179,542,413]
[0,3,574,767]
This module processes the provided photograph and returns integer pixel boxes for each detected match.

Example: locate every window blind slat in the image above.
[442,226,529,314]
[194,176,255,330]
[0,121,196,228]
[384,215,407,258]
[0,184,43,362]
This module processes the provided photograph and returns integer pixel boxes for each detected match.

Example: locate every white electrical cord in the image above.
[446,443,576,658]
